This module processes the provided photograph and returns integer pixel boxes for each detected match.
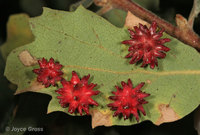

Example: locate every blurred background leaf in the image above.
[0,14,34,60]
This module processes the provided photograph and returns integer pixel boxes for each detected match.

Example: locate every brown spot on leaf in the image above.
[146,80,151,84]
[18,50,38,66]
[155,104,180,125]
[15,80,45,95]
[58,40,62,44]
[170,53,177,58]
[124,11,150,29]
[91,109,112,128]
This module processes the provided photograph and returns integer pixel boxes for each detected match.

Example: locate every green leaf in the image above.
[4,6,200,128]
[0,14,34,60]
[102,9,127,27]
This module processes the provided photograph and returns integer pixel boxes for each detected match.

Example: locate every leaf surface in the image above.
[4,6,200,127]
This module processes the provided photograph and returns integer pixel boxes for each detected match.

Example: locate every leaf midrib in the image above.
[65,65,200,75]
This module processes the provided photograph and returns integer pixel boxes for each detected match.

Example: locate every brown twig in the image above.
[188,0,200,28]
[94,0,200,50]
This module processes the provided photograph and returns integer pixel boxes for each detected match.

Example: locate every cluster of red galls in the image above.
[33,57,149,121]
[33,22,171,121]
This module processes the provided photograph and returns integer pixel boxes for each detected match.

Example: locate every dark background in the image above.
[0,0,199,135]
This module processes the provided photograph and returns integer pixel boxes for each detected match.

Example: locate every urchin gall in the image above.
[33,57,63,87]
[56,71,100,115]
[122,21,171,69]
[108,79,150,121]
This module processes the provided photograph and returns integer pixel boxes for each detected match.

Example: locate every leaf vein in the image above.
[33,22,123,58]
[65,65,200,75]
